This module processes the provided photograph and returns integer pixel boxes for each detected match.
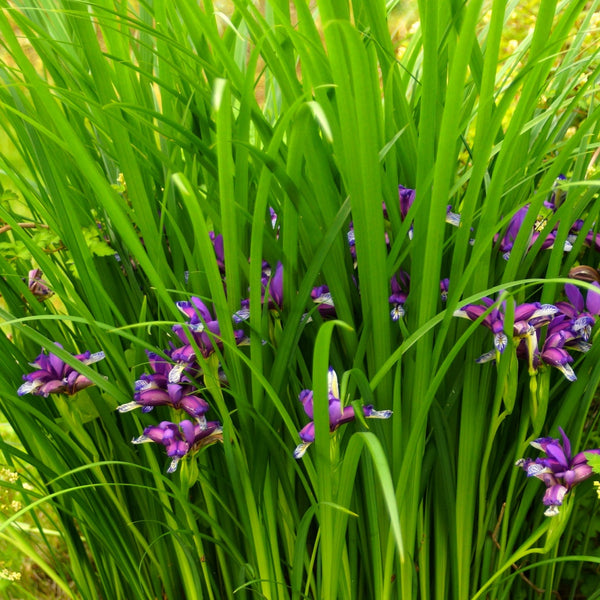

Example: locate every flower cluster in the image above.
[516,428,600,516]
[454,282,600,381]
[294,367,392,459]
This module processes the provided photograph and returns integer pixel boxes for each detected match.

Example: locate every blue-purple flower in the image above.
[25,268,53,301]
[293,367,392,459]
[310,285,336,319]
[389,270,410,321]
[516,427,600,516]
[132,419,222,473]
[171,297,245,369]
[117,351,210,420]
[18,344,105,397]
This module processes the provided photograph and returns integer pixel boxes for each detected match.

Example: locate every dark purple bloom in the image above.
[440,278,450,302]
[554,282,600,341]
[389,270,410,321]
[171,297,245,368]
[516,427,600,516]
[310,285,336,319]
[25,269,53,301]
[18,344,105,397]
[495,205,530,259]
[294,367,392,458]
[263,261,284,310]
[396,185,459,240]
[117,351,210,420]
[209,232,225,273]
[132,419,222,473]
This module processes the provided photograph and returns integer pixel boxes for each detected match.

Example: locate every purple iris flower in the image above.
[263,261,284,310]
[494,205,530,259]
[171,297,245,369]
[209,232,225,274]
[389,270,410,321]
[397,185,460,239]
[554,282,600,341]
[440,278,450,302]
[293,367,392,459]
[25,268,53,301]
[117,351,210,420]
[132,419,222,473]
[516,427,600,516]
[18,344,105,397]
[454,297,558,362]
[347,223,356,265]
[310,285,337,319]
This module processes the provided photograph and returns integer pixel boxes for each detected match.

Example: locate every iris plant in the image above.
[294,367,392,459]
[516,428,600,516]
[18,343,105,397]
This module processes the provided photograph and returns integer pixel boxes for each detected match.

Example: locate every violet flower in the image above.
[209,232,225,274]
[132,419,222,473]
[18,344,105,397]
[389,270,410,321]
[310,285,336,319]
[26,269,53,301]
[440,278,450,302]
[516,427,600,516]
[263,261,284,310]
[117,351,210,421]
[171,297,245,372]
[495,205,530,260]
[554,282,600,342]
[293,367,392,459]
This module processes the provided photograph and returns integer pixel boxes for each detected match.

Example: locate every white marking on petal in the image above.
[544,505,560,517]
[532,304,559,318]
[17,380,41,396]
[526,463,550,477]
[84,351,105,365]
[131,435,151,444]
[313,292,333,305]
[563,240,573,253]
[232,307,250,323]
[367,409,393,419]
[391,304,405,321]
[293,442,312,459]
[328,368,339,399]
[134,379,153,391]
[167,458,181,474]
[168,363,186,384]
[475,350,496,364]
[556,363,577,382]
[494,332,508,353]
[117,402,141,413]
[445,211,461,227]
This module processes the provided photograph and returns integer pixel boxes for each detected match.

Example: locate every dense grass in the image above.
[0,0,600,598]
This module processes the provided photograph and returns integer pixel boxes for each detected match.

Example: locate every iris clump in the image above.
[453,283,600,381]
[516,428,600,516]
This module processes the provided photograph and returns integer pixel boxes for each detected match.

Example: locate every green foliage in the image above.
[0,0,599,599]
